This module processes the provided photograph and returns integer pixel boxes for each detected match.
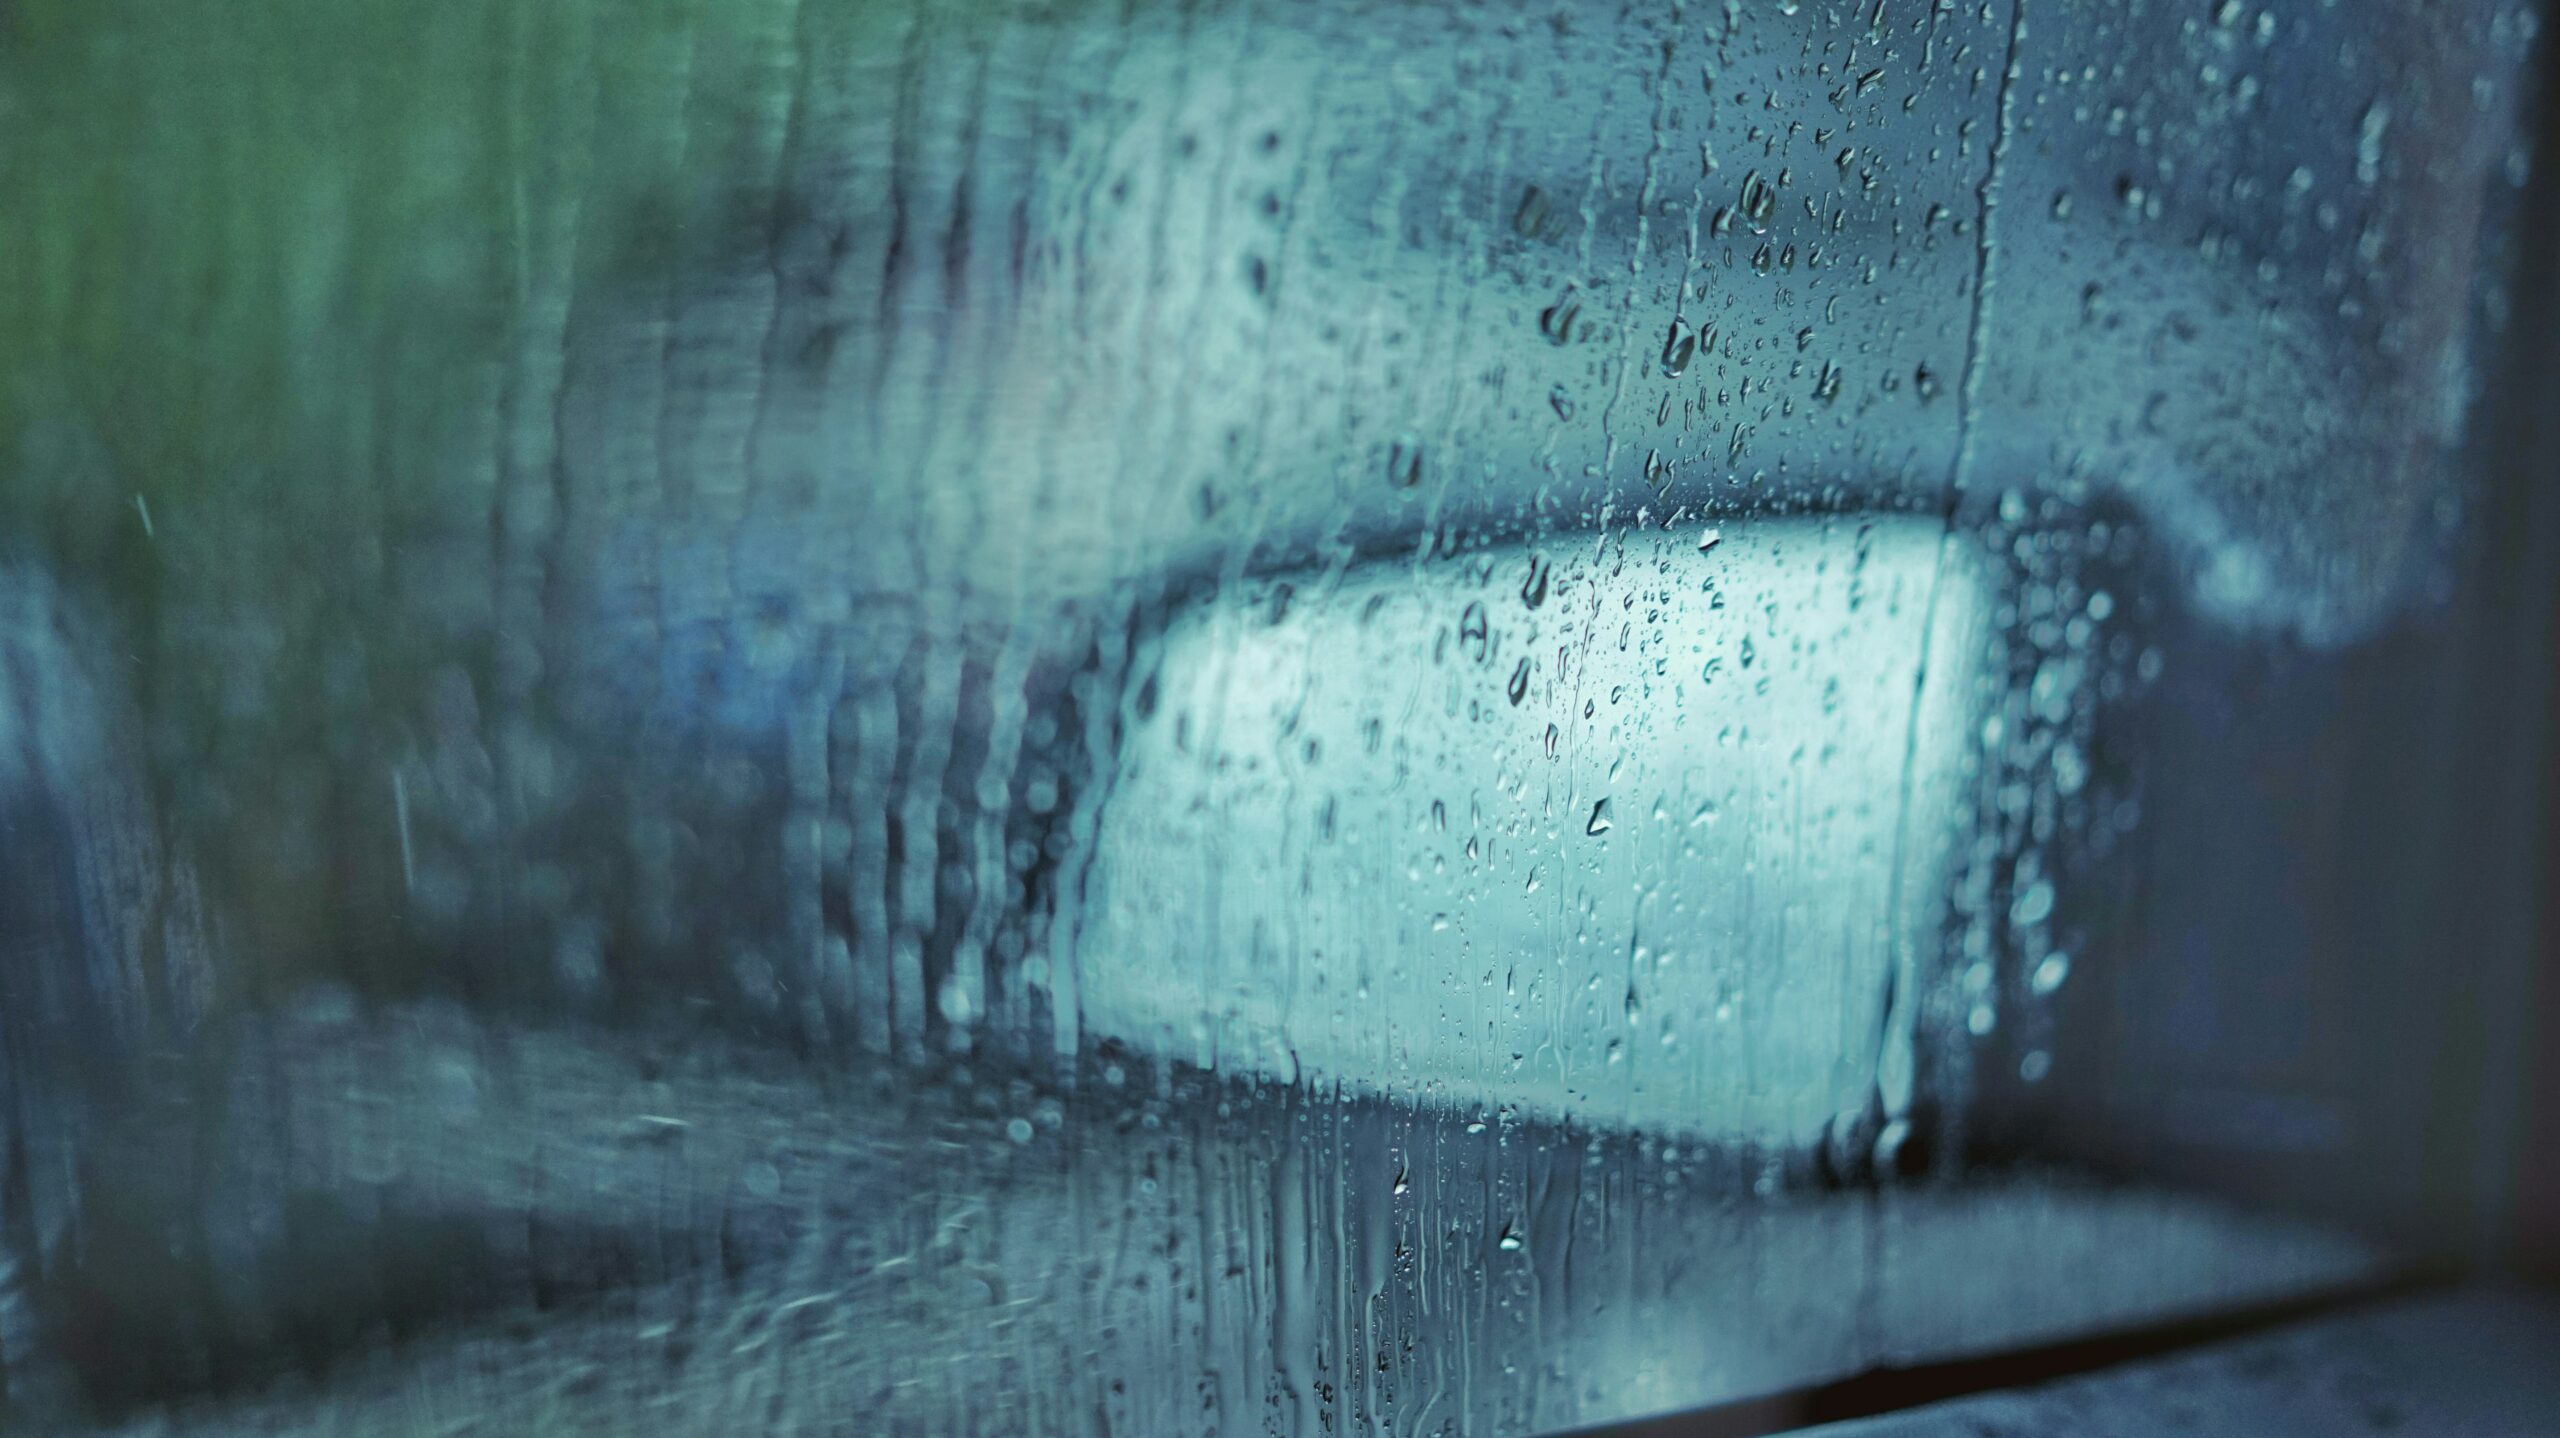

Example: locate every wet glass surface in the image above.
[0,0,2548,1432]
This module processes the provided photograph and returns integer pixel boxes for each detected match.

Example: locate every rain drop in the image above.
[1512,184,1551,238]
[1388,436,1424,489]
[1661,318,1698,378]
[1539,293,1582,345]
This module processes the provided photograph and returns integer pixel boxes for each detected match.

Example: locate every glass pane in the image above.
[0,0,2546,1432]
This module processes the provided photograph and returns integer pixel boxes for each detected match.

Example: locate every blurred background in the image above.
[2,0,2558,1433]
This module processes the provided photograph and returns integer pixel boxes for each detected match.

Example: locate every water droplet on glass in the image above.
[1739,169,1776,229]
[2356,99,2392,186]
[1458,600,1490,663]
[1388,436,1424,489]
[2011,880,2056,928]
[1661,318,1698,377]
[1512,184,1551,238]
[2032,951,2073,995]
[1539,292,1581,345]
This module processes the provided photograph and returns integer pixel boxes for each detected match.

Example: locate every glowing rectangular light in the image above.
[1079,515,1985,1144]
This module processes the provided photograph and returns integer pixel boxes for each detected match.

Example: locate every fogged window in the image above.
[0,0,2546,1432]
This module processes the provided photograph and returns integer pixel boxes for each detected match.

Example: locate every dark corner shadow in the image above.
[1554,1267,2461,1438]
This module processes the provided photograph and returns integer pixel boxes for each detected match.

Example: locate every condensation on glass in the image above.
[0,0,2546,1433]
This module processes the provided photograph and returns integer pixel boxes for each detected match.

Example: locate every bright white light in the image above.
[1078,516,1985,1144]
